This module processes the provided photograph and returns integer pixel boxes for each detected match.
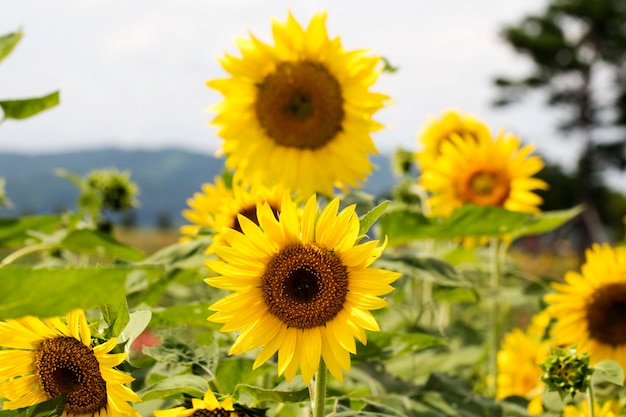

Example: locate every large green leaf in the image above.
[60,229,145,261]
[138,375,209,401]
[592,359,624,386]
[0,30,22,63]
[359,200,390,237]
[0,91,59,120]
[0,214,76,248]
[0,395,65,417]
[510,205,583,239]
[234,384,310,403]
[0,266,131,320]
[150,302,219,329]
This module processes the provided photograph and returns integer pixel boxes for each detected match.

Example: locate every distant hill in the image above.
[0,149,396,227]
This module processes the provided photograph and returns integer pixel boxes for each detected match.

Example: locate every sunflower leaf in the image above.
[234,384,310,403]
[591,359,624,386]
[0,91,60,120]
[101,297,130,339]
[59,229,145,261]
[358,200,390,237]
[0,214,79,249]
[0,30,22,63]
[510,205,583,239]
[138,375,209,401]
[0,394,65,417]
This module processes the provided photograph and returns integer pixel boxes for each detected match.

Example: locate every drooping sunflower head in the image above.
[181,175,292,251]
[154,388,242,417]
[205,194,400,383]
[497,310,552,415]
[545,243,626,370]
[419,131,548,218]
[207,12,389,197]
[0,310,140,417]
[415,110,491,169]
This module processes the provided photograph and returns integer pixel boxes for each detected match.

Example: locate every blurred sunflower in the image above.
[415,110,491,169]
[206,195,400,383]
[563,399,621,417]
[497,310,552,415]
[419,131,548,218]
[154,388,241,417]
[207,12,389,197]
[545,243,626,370]
[0,310,140,417]
[180,176,292,251]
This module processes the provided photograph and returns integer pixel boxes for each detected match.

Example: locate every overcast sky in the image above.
[1,0,590,173]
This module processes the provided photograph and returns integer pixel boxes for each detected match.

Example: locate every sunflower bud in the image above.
[540,347,593,399]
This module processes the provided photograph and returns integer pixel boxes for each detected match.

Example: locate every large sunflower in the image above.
[154,388,240,417]
[180,175,293,251]
[206,195,400,383]
[415,110,491,169]
[0,310,140,417]
[497,310,552,415]
[207,12,389,197]
[419,131,548,218]
[545,243,626,370]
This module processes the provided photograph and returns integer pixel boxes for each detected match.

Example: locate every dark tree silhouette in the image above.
[493,0,626,247]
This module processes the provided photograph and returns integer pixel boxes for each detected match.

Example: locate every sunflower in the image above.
[497,310,552,415]
[563,400,622,417]
[545,243,626,370]
[206,194,400,383]
[153,388,241,417]
[180,175,293,251]
[207,12,389,197]
[0,310,140,417]
[415,110,491,169]
[419,131,548,218]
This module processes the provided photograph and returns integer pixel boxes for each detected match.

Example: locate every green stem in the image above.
[486,238,503,397]
[587,381,596,417]
[313,360,327,417]
[0,242,48,266]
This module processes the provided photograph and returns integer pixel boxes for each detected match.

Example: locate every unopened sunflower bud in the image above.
[540,347,593,399]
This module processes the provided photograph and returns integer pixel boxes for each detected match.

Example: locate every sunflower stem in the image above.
[0,242,48,266]
[486,238,504,397]
[313,360,327,417]
[586,381,596,417]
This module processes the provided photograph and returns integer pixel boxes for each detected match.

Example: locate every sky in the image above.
[1,0,588,173]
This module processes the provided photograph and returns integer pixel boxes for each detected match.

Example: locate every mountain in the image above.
[0,149,396,227]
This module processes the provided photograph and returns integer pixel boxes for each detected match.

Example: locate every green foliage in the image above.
[0,30,22,63]
[0,92,60,121]
[0,396,65,417]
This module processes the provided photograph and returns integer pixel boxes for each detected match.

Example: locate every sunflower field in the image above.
[2,10,626,417]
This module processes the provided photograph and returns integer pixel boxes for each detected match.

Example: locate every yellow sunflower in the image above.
[545,243,626,370]
[206,194,400,383]
[415,109,491,169]
[563,400,622,417]
[497,310,552,415]
[0,310,140,417]
[419,131,548,218]
[207,12,389,197]
[154,388,240,417]
[180,175,293,251]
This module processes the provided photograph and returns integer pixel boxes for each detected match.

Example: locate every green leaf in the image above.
[138,375,209,401]
[235,384,310,403]
[60,229,144,261]
[0,214,76,248]
[0,394,64,417]
[592,359,624,386]
[0,91,59,120]
[0,30,22,63]
[510,206,583,239]
[0,266,130,320]
[357,331,445,361]
[101,298,130,339]
[358,200,390,237]
[150,303,219,329]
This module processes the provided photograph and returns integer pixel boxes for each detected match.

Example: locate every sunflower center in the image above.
[586,282,626,346]
[35,337,108,415]
[461,170,510,206]
[232,204,280,234]
[262,243,349,328]
[255,61,344,150]
[191,409,233,417]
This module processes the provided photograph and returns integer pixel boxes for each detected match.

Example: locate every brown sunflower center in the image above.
[262,243,349,328]
[586,282,626,346]
[35,337,108,415]
[232,204,280,234]
[460,170,510,206]
[255,61,344,150]
[191,409,234,417]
